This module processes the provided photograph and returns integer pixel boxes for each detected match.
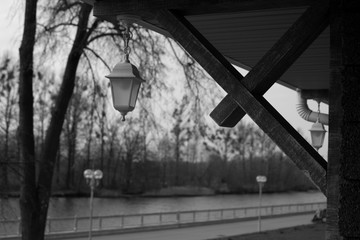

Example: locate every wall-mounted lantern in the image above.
[309,102,326,151]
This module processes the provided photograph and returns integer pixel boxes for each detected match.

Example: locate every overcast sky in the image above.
[0,0,328,159]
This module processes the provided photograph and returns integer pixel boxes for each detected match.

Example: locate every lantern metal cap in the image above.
[309,120,326,132]
[105,61,145,81]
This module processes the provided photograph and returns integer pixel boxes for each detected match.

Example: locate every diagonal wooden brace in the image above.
[210,0,329,127]
[155,9,327,195]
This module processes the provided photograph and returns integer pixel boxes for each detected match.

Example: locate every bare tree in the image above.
[0,55,18,195]
[18,1,105,238]
[18,0,38,239]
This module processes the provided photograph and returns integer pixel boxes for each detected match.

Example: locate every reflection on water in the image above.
[2,191,325,219]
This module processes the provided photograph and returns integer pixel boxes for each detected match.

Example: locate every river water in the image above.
[1,191,325,219]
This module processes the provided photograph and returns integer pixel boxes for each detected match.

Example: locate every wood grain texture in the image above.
[328,0,360,238]
[211,0,329,127]
[337,1,360,238]
[154,9,327,194]
[326,1,342,238]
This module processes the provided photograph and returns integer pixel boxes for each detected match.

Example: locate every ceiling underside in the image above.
[185,8,330,90]
[87,1,330,91]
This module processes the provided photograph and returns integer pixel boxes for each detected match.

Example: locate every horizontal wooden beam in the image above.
[154,9,327,195]
[93,0,313,18]
[211,0,330,127]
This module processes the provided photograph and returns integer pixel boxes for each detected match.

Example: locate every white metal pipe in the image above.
[296,89,329,125]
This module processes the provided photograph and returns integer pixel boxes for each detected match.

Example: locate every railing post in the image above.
[99,216,103,230]
[141,215,144,227]
[220,210,223,220]
[17,217,21,236]
[160,213,162,225]
[121,215,124,228]
[193,211,196,223]
[176,212,180,224]
[207,210,210,221]
[73,215,78,232]
[47,219,51,233]
[233,209,236,219]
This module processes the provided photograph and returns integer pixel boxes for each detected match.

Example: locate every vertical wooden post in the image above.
[327,1,341,239]
[328,0,360,239]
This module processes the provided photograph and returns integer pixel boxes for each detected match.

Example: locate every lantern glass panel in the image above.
[310,131,325,149]
[110,78,132,112]
[130,80,141,108]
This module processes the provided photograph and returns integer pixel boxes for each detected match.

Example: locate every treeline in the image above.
[1,134,316,195]
[55,151,316,194]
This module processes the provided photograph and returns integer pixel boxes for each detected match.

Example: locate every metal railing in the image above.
[0,201,326,237]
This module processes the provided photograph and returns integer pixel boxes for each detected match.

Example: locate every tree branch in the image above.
[84,47,111,71]
[37,22,78,32]
[87,32,121,45]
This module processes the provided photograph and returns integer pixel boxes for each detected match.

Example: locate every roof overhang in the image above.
[84,0,329,91]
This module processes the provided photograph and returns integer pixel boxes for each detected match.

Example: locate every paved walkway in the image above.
[65,213,315,240]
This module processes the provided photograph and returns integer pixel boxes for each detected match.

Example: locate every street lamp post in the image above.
[256,175,267,232]
[83,169,103,240]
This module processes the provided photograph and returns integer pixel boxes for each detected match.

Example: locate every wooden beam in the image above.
[93,0,314,18]
[154,10,327,195]
[326,1,342,235]
[211,0,330,127]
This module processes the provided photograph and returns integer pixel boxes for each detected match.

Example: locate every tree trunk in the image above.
[174,126,180,186]
[36,4,94,237]
[65,106,78,189]
[1,126,10,195]
[86,87,97,168]
[18,0,38,239]
[123,153,133,193]
[19,3,94,240]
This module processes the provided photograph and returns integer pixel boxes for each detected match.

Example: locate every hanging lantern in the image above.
[309,120,326,151]
[106,23,144,121]
[309,102,326,151]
